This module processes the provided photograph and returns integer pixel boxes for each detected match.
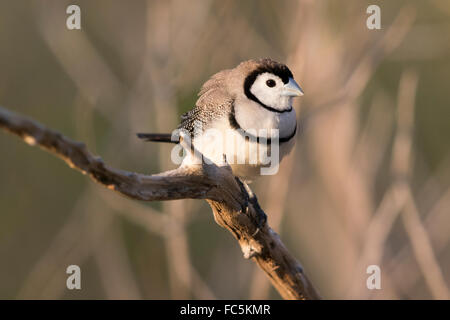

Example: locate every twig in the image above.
[17,189,111,298]
[0,105,320,300]
[92,216,142,299]
[387,186,450,297]
[401,187,450,299]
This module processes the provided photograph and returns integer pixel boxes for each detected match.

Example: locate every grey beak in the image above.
[281,78,304,97]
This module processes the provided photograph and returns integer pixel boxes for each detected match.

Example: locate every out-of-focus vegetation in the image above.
[0,0,449,299]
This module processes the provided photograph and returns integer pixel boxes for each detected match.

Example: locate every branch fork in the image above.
[0,105,320,300]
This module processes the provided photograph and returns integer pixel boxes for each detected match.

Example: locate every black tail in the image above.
[136,133,179,144]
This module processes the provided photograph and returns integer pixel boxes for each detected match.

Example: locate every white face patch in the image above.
[249,72,292,111]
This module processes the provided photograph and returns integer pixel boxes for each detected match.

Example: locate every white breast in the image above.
[181,100,297,181]
[234,98,297,138]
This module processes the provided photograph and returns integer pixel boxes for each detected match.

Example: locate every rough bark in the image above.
[0,106,320,300]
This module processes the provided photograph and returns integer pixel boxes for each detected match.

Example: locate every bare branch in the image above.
[0,105,320,300]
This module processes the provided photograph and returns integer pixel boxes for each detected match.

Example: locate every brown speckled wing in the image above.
[178,69,234,136]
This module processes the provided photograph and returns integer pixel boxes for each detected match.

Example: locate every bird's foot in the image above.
[249,192,267,231]
[234,177,267,231]
[235,176,250,213]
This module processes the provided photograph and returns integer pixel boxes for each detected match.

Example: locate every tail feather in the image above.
[136,133,179,144]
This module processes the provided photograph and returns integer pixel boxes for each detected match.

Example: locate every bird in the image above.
[137,58,303,182]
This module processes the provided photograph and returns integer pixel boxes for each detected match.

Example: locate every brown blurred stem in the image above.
[0,106,320,300]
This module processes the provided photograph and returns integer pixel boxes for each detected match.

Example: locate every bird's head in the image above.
[232,58,303,113]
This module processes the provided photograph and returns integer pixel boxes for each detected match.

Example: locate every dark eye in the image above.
[266,79,276,87]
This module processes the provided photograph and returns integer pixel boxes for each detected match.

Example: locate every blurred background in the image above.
[0,0,449,299]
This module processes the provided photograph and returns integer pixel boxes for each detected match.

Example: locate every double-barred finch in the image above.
[138,58,303,181]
